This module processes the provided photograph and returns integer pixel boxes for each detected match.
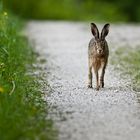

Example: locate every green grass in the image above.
[0,6,57,140]
[111,46,140,92]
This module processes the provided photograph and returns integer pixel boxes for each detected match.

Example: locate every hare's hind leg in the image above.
[88,58,93,88]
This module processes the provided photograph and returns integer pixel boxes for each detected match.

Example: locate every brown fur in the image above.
[88,23,110,90]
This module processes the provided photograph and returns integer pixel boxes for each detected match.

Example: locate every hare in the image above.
[88,23,110,90]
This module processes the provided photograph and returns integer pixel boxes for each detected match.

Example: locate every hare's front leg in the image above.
[94,69,99,90]
[88,58,92,88]
[100,61,107,88]
[88,66,92,88]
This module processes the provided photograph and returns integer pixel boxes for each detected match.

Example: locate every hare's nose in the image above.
[99,50,102,53]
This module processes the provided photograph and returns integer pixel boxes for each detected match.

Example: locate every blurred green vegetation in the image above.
[0,2,57,140]
[112,46,140,92]
[3,0,140,22]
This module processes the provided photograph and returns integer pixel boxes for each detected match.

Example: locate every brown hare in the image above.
[88,23,110,90]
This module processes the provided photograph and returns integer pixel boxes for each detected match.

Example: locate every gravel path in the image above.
[26,21,140,140]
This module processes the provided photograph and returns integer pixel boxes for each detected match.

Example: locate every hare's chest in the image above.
[93,57,106,69]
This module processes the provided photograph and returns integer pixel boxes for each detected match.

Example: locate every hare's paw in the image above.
[96,87,100,91]
[87,84,92,88]
[96,86,100,91]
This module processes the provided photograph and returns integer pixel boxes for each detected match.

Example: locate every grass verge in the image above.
[111,46,140,97]
[0,6,57,140]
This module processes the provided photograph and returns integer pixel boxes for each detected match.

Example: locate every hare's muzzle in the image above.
[97,48,103,55]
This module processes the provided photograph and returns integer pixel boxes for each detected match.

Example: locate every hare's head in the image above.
[91,23,110,55]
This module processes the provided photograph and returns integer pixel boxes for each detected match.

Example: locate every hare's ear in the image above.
[101,23,110,40]
[91,23,99,40]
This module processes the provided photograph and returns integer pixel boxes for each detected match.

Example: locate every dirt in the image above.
[26,21,140,140]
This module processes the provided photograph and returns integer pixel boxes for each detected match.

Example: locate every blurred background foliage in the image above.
[3,0,140,22]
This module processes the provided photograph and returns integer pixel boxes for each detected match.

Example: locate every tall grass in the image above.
[0,3,57,140]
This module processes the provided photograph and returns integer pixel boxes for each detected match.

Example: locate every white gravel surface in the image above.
[26,21,140,140]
